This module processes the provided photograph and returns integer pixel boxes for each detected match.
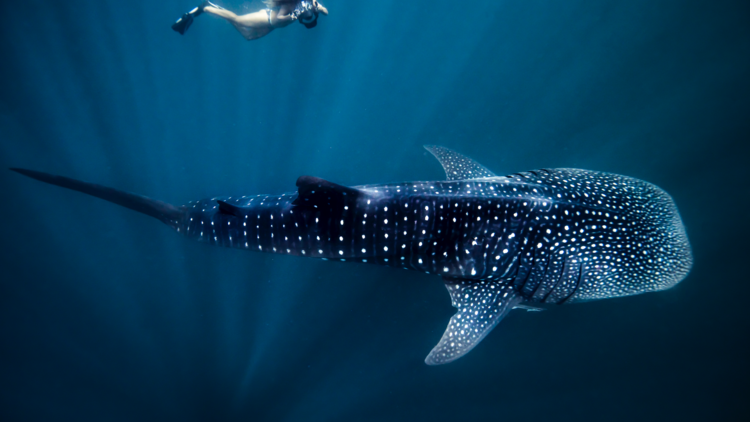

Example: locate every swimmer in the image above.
[172,1,328,40]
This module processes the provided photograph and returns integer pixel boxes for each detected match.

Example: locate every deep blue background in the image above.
[1,1,748,420]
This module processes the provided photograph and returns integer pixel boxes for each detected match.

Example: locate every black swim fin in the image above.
[172,12,195,35]
[172,3,211,35]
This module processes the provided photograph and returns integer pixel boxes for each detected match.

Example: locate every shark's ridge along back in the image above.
[10,146,692,365]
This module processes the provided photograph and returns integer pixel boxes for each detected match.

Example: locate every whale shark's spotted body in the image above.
[11,146,692,365]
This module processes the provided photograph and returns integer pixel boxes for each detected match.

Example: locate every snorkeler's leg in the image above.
[205,7,270,29]
[231,10,274,27]
[203,6,239,19]
[204,6,270,25]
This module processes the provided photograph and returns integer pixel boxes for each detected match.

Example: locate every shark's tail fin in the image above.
[10,168,185,227]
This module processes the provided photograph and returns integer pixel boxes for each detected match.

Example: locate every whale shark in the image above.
[10,146,693,365]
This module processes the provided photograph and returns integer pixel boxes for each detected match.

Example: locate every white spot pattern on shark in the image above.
[10,146,693,365]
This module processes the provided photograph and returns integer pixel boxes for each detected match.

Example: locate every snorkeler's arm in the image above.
[317,4,328,15]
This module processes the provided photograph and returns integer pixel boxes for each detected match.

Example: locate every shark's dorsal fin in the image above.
[424,145,497,181]
[293,176,363,208]
[425,279,521,365]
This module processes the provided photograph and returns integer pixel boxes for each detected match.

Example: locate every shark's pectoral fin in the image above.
[292,175,364,208]
[426,279,521,365]
[424,145,497,181]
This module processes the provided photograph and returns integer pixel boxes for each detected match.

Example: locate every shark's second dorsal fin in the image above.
[425,278,521,365]
[424,145,497,181]
[292,176,363,208]
[217,200,246,217]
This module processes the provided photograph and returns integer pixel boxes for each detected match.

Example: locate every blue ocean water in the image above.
[1,0,748,420]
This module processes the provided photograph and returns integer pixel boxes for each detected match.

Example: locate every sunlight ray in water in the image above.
[0,0,748,420]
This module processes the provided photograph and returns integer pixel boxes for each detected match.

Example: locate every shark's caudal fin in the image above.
[426,279,522,365]
[9,168,184,226]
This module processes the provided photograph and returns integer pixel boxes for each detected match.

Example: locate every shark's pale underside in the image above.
[11,146,693,365]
